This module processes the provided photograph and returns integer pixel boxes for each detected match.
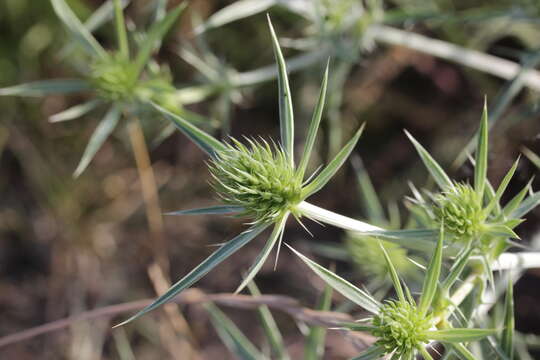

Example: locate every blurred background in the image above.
[1,0,540,359]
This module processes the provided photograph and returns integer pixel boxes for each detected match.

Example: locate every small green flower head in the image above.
[372,300,431,357]
[433,182,484,241]
[90,54,136,101]
[346,236,416,281]
[209,138,303,224]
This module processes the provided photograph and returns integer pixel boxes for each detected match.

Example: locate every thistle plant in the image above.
[290,228,498,360]
[115,17,378,326]
[0,0,194,176]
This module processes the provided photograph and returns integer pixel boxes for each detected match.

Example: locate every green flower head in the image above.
[209,138,303,224]
[372,300,431,357]
[433,182,484,241]
[90,54,136,101]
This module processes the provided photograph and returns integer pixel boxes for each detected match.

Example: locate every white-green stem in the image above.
[296,201,381,232]
[367,24,540,91]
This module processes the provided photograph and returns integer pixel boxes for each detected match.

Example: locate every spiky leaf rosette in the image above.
[433,182,484,242]
[372,299,432,357]
[209,138,303,224]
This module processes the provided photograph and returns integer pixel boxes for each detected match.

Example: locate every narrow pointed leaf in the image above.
[510,191,540,219]
[474,101,489,198]
[133,2,186,78]
[425,328,497,343]
[267,16,294,165]
[418,225,444,316]
[114,224,268,327]
[49,99,101,122]
[502,277,514,360]
[418,347,434,360]
[113,0,129,58]
[235,214,289,293]
[247,282,289,360]
[351,345,386,360]
[0,79,90,97]
[379,241,405,303]
[51,0,106,58]
[73,106,121,177]
[305,284,333,360]
[298,61,328,179]
[442,245,473,292]
[194,0,276,34]
[502,180,532,217]
[165,205,244,216]
[522,147,540,169]
[287,244,381,314]
[151,102,226,157]
[352,156,385,224]
[484,157,520,216]
[338,322,376,332]
[205,303,265,360]
[405,130,453,190]
[354,228,437,252]
[302,124,365,198]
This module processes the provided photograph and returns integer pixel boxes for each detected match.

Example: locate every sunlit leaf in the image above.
[267,16,295,164]
[474,100,488,199]
[418,225,444,316]
[425,328,497,343]
[73,106,121,177]
[114,224,269,327]
[0,80,90,97]
[113,0,129,58]
[51,0,107,58]
[379,241,405,303]
[302,124,365,198]
[502,277,514,360]
[49,99,101,122]
[351,345,386,360]
[165,205,244,216]
[287,244,381,314]
[405,130,453,191]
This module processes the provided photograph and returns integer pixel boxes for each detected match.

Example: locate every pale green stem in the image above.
[296,201,381,232]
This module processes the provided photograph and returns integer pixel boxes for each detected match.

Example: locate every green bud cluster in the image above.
[433,183,484,242]
[346,236,416,281]
[209,138,303,224]
[90,54,136,101]
[372,300,431,357]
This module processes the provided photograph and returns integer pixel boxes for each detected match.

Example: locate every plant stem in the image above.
[296,201,381,232]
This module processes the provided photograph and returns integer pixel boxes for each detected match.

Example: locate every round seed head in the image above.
[433,183,483,241]
[372,300,431,357]
[209,138,302,223]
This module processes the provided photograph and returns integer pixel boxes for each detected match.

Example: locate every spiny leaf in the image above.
[502,179,533,217]
[194,0,277,34]
[205,303,266,360]
[164,205,244,216]
[298,60,329,180]
[379,241,405,303]
[132,2,186,78]
[425,328,497,343]
[353,228,437,252]
[267,15,295,165]
[502,276,514,360]
[522,147,540,169]
[50,0,107,58]
[235,214,289,294]
[510,191,540,219]
[247,282,289,360]
[450,343,476,360]
[474,100,489,199]
[418,225,444,316]
[49,99,101,122]
[114,224,269,327]
[405,130,453,191]
[287,244,381,314]
[302,124,365,198]
[151,102,226,157]
[0,79,91,97]
[441,245,473,292]
[73,106,121,178]
[484,157,520,216]
[113,0,129,58]
[304,284,333,360]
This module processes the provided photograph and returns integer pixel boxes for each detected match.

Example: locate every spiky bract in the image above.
[209,138,303,224]
[433,183,484,242]
[372,300,431,357]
